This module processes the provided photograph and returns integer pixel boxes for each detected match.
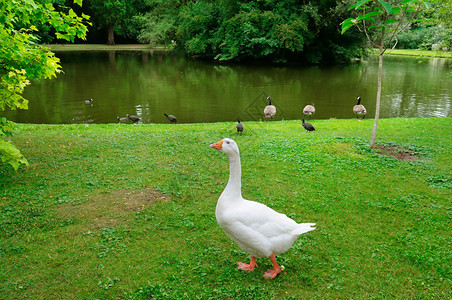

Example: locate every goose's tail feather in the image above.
[292,223,316,235]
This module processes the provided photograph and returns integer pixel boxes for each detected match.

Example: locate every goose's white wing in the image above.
[216,199,316,257]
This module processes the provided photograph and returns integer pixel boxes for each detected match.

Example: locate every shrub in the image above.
[397,26,451,50]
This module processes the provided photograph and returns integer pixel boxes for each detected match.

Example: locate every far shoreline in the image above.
[46,44,173,52]
[373,48,452,59]
[47,44,452,58]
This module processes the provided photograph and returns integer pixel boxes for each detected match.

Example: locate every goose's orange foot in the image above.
[237,256,257,272]
[237,262,255,271]
[262,254,283,279]
[263,268,282,279]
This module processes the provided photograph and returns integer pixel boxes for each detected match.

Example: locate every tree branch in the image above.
[386,1,423,48]
[360,6,379,48]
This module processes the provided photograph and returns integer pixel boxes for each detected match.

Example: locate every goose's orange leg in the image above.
[263,254,283,279]
[237,256,258,271]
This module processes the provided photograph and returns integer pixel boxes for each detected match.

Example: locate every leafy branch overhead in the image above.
[341,0,430,52]
[0,0,90,170]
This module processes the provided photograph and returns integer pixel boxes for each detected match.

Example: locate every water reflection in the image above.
[3,51,451,124]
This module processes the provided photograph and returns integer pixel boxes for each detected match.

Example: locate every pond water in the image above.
[3,50,452,124]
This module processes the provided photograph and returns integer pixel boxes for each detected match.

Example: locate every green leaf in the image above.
[0,139,29,171]
[45,3,54,10]
[352,0,374,10]
[359,11,383,21]
[368,24,381,30]
[377,0,392,13]
[384,19,397,25]
[74,0,83,6]
[390,7,402,14]
[68,9,77,19]
[341,18,356,34]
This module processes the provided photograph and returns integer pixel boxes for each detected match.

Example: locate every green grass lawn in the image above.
[372,48,452,58]
[1,118,451,299]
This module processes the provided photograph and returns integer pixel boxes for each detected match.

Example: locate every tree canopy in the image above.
[86,0,148,45]
[31,0,369,64]
[173,0,366,63]
[0,0,89,170]
[28,0,450,61]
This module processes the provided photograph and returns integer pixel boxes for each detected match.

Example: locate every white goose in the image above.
[209,138,316,278]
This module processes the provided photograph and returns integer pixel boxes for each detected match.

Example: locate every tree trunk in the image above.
[370,28,386,149]
[107,22,115,45]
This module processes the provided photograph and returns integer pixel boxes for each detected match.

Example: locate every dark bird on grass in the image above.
[164,113,178,123]
[353,96,367,119]
[84,98,93,104]
[127,114,140,123]
[117,116,128,123]
[303,104,315,119]
[236,119,244,135]
[264,96,276,120]
[302,119,315,132]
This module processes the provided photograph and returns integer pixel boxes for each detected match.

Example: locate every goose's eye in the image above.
[226,141,230,144]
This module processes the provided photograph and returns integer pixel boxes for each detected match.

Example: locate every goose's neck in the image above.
[222,153,242,200]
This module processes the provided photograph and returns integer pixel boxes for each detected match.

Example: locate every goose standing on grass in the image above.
[303,104,315,119]
[302,119,315,132]
[209,138,316,279]
[84,98,93,104]
[353,96,367,119]
[264,96,276,120]
[236,119,244,135]
[127,114,140,123]
[117,116,128,123]
[164,113,178,123]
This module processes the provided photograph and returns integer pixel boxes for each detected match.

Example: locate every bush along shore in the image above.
[1,118,451,299]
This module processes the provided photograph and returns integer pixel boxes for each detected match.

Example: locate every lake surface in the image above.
[3,51,452,124]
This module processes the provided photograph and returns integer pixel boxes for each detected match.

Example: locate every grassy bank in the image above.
[1,118,451,299]
[46,44,452,58]
[47,44,173,51]
[373,48,452,58]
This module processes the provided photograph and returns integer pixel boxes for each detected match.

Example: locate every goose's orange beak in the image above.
[209,140,223,150]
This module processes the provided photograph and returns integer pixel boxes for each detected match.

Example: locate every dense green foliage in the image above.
[134,0,181,47]
[174,0,365,63]
[86,0,148,45]
[397,25,450,50]
[341,0,429,49]
[397,0,452,50]
[341,0,451,51]
[1,118,450,298]
[421,0,452,27]
[34,0,366,63]
[0,0,89,170]
[32,0,450,61]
